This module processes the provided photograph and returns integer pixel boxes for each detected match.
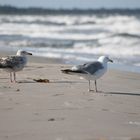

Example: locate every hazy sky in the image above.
[0,0,140,9]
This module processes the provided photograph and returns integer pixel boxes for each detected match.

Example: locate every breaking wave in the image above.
[0,10,140,67]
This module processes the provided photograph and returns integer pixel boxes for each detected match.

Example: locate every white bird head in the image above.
[16,50,32,56]
[98,56,113,63]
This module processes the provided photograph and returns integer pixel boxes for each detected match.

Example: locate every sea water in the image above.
[0,9,140,72]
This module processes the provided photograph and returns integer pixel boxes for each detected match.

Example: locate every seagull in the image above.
[0,50,32,83]
[61,56,113,92]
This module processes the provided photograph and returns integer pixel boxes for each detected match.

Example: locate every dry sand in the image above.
[0,56,140,140]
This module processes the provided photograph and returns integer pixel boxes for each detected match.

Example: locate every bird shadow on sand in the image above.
[0,78,9,79]
[0,77,9,82]
[51,80,86,84]
[17,80,36,84]
[101,91,140,97]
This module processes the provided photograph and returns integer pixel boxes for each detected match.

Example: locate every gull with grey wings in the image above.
[61,56,113,92]
[0,50,32,82]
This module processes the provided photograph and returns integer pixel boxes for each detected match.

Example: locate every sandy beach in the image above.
[0,56,140,140]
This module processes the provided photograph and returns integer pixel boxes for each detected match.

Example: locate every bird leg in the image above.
[10,72,12,82]
[88,80,91,92]
[95,80,98,92]
[13,72,16,83]
[88,80,96,92]
[9,72,16,83]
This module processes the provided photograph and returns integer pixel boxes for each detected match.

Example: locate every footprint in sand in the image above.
[102,108,109,112]
[48,117,65,122]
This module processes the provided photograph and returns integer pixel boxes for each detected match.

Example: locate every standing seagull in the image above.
[61,56,113,92]
[0,50,32,83]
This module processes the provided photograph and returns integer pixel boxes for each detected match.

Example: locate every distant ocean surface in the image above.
[0,8,140,70]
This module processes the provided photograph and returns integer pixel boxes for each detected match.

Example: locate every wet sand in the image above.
[0,56,140,140]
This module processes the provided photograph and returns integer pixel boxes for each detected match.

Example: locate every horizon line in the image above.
[1,4,140,10]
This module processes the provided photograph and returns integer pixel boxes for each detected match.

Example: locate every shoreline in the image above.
[0,49,140,74]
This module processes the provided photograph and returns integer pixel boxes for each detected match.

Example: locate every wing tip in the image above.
[61,69,71,74]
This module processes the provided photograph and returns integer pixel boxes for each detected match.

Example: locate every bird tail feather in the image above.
[61,69,73,74]
[0,64,11,69]
[61,69,87,75]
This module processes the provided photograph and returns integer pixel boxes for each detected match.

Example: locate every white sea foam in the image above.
[0,14,140,67]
